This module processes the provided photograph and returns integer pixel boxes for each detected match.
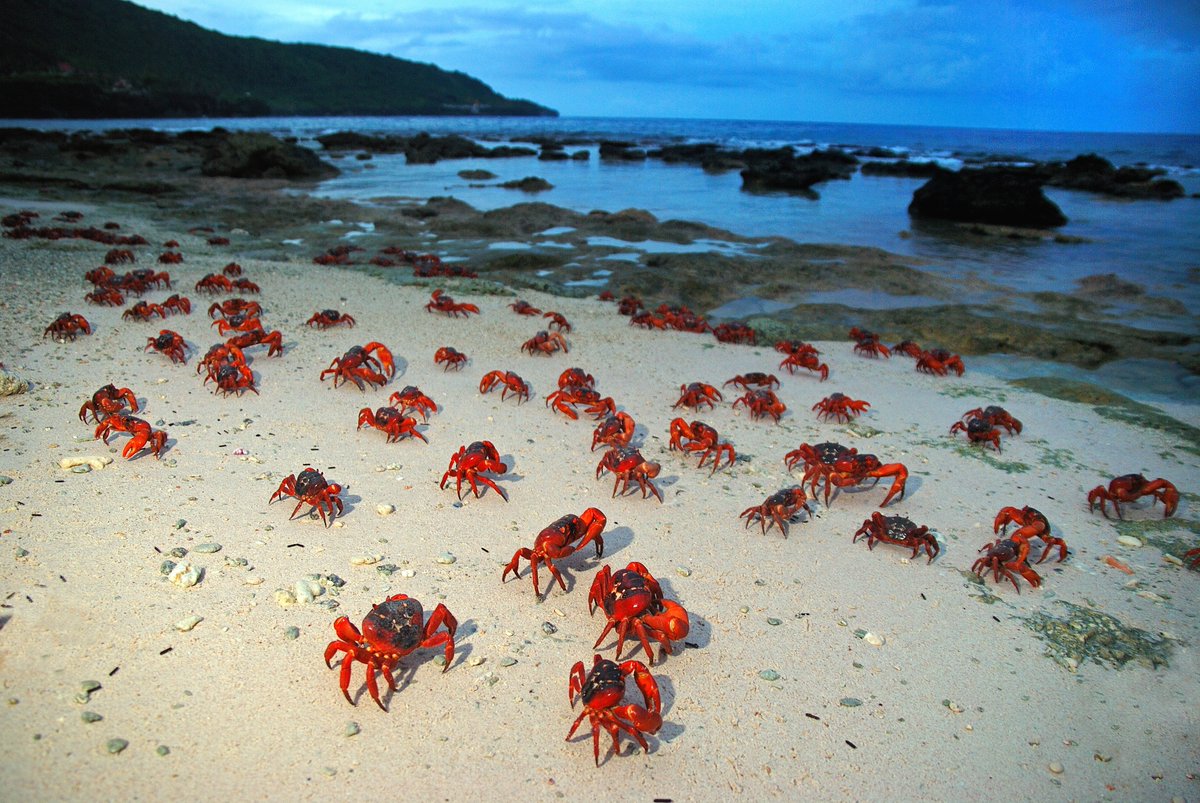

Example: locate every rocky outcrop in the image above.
[908,167,1067,228]
[599,141,647,161]
[860,160,941,178]
[739,148,858,193]
[1044,153,1184,200]
[201,132,338,180]
[499,176,553,192]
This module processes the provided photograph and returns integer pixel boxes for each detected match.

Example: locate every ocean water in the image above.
[17,115,1200,404]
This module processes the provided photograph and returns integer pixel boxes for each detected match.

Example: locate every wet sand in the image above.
[0,194,1198,799]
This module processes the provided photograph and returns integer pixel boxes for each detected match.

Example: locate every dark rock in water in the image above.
[1045,153,1184,200]
[202,133,338,180]
[1074,273,1145,298]
[402,132,535,164]
[908,167,1067,228]
[861,160,941,178]
[599,141,647,161]
[538,147,569,161]
[316,132,407,153]
[458,169,497,180]
[740,147,858,193]
[500,176,553,192]
[570,150,590,161]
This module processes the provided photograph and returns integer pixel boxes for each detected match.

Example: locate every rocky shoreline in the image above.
[1,127,1195,377]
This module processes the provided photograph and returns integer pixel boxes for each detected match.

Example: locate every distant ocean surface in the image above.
[18,115,1200,405]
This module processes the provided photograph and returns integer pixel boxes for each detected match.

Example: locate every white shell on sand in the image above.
[1116,535,1142,548]
[863,632,885,647]
[174,615,203,632]
[376,504,396,516]
[168,560,202,588]
[58,456,113,471]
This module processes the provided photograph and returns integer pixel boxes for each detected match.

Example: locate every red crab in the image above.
[195,274,234,293]
[206,361,258,396]
[739,486,812,537]
[207,299,262,319]
[440,441,508,501]
[991,506,1067,564]
[502,507,607,597]
[1185,548,1200,570]
[592,412,636,451]
[306,309,357,329]
[1087,475,1179,519]
[95,413,167,459]
[162,294,191,316]
[733,389,786,422]
[211,313,264,336]
[778,350,830,380]
[85,287,124,306]
[892,340,923,359]
[784,440,852,487]
[387,386,437,421]
[568,655,662,766]
[521,330,569,356]
[222,262,243,276]
[434,346,467,371]
[617,296,643,316]
[673,382,723,410]
[962,406,1022,435]
[122,301,166,321]
[824,452,908,507]
[226,328,284,357]
[145,329,188,363]
[79,384,138,423]
[712,322,757,344]
[972,538,1041,593]
[44,313,92,341]
[270,467,344,527]
[197,343,248,378]
[812,393,870,423]
[723,373,779,391]
[104,248,135,265]
[668,418,735,475]
[596,446,662,502]
[509,299,542,315]
[231,278,260,294]
[849,327,891,359]
[915,349,965,376]
[358,407,426,444]
[320,342,396,390]
[544,311,572,332]
[425,289,479,317]
[479,370,530,403]
[949,416,1002,452]
[545,385,616,420]
[324,594,457,711]
[588,563,690,664]
[158,251,183,265]
[558,367,596,390]
[854,512,939,562]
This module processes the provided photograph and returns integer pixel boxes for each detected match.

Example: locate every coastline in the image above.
[1,185,1198,798]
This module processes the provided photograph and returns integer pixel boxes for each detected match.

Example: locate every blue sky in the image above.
[136,0,1199,133]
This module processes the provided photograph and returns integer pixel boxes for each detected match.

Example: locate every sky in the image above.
[134,0,1200,133]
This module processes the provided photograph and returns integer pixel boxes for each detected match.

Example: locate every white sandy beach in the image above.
[1,196,1198,800]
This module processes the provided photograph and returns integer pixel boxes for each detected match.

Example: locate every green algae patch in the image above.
[1009,377,1200,455]
[937,385,1006,402]
[1024,601,1173,672]
[1110,516,1200,563]
[1028,440,1087,472]
[919,437,1031,473]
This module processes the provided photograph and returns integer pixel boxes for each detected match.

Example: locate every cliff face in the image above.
[0,0,557,118]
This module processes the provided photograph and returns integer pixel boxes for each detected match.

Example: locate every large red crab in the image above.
[778,348,829,381]
[733,388,786,422]
[207,299,262,319]
[162,294,191,316]
[211,313,264,336]
[79,384,138,423]
[962,405,1022,435]
[854,512,939,563]
[502,507,606,597]
[916,349,965,376]
[673,382,722,410]
[440,440,508,501]
[592,412,636,451]
[122,300,166,321]
[991,505,1067,564]
[739,486,812,537]
[195,273,234,293]
[544,311,572,332]
[425,289,479,317]
[434,346,467,371]
[812,392,870,423]
[588,562,690,664]
[509,299,542,315]
[270,467,344,527]
[145,329,188,363]
[44,312,92,341]
[95,413,167,459]
[788,442,907,507]
[849,327,891,359]
[972,538,1042,593]
[521,329,569,356]
[568,655,662,766]
[479,370,530,403]
[723,372,779,391]
[388,385,437,421]
[545,385,616,420]
[668,418,735,475]
[558,367,595,390]
[320,342,396,390]
[324,594,457,711]
[206,361,258,396]
[227,328,284,358]
[949,415,1002,452]
[358,407,426,443]
[306,309,356,329]
[596,446,662,502]
[1087,475,1179,519]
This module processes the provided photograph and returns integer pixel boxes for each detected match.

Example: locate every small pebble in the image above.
[15,547,29,559]
[739,606,750,614]
[863,632,885,647]
[174,615,203,632]
[345,721,361,737]
[80,680,102,694]
[758,669,780,681]
[70,464,91,474]
[168,547,188,559]
[156,745,170,756]
[0,475,12,485]
[350,555,380,566]
[1116,535,1142,548]
[1048,761,1064,774]
[376,504,395,516]
[1163,554,1184,566]
[839,697,862,707]
[499,657,517,667]
[767,618,782,626]
[244,576,264,586]
[174,519,186,529]
[468,656,486,667]
[168,560,201,589]
[400,569,416,578]
[192,543,222,554]
[81,711,103,723]
[106,738,129,755]
[541,621,558,635]
[435,552,457,565]
[675,566,691,577]
[283,626,300,640]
